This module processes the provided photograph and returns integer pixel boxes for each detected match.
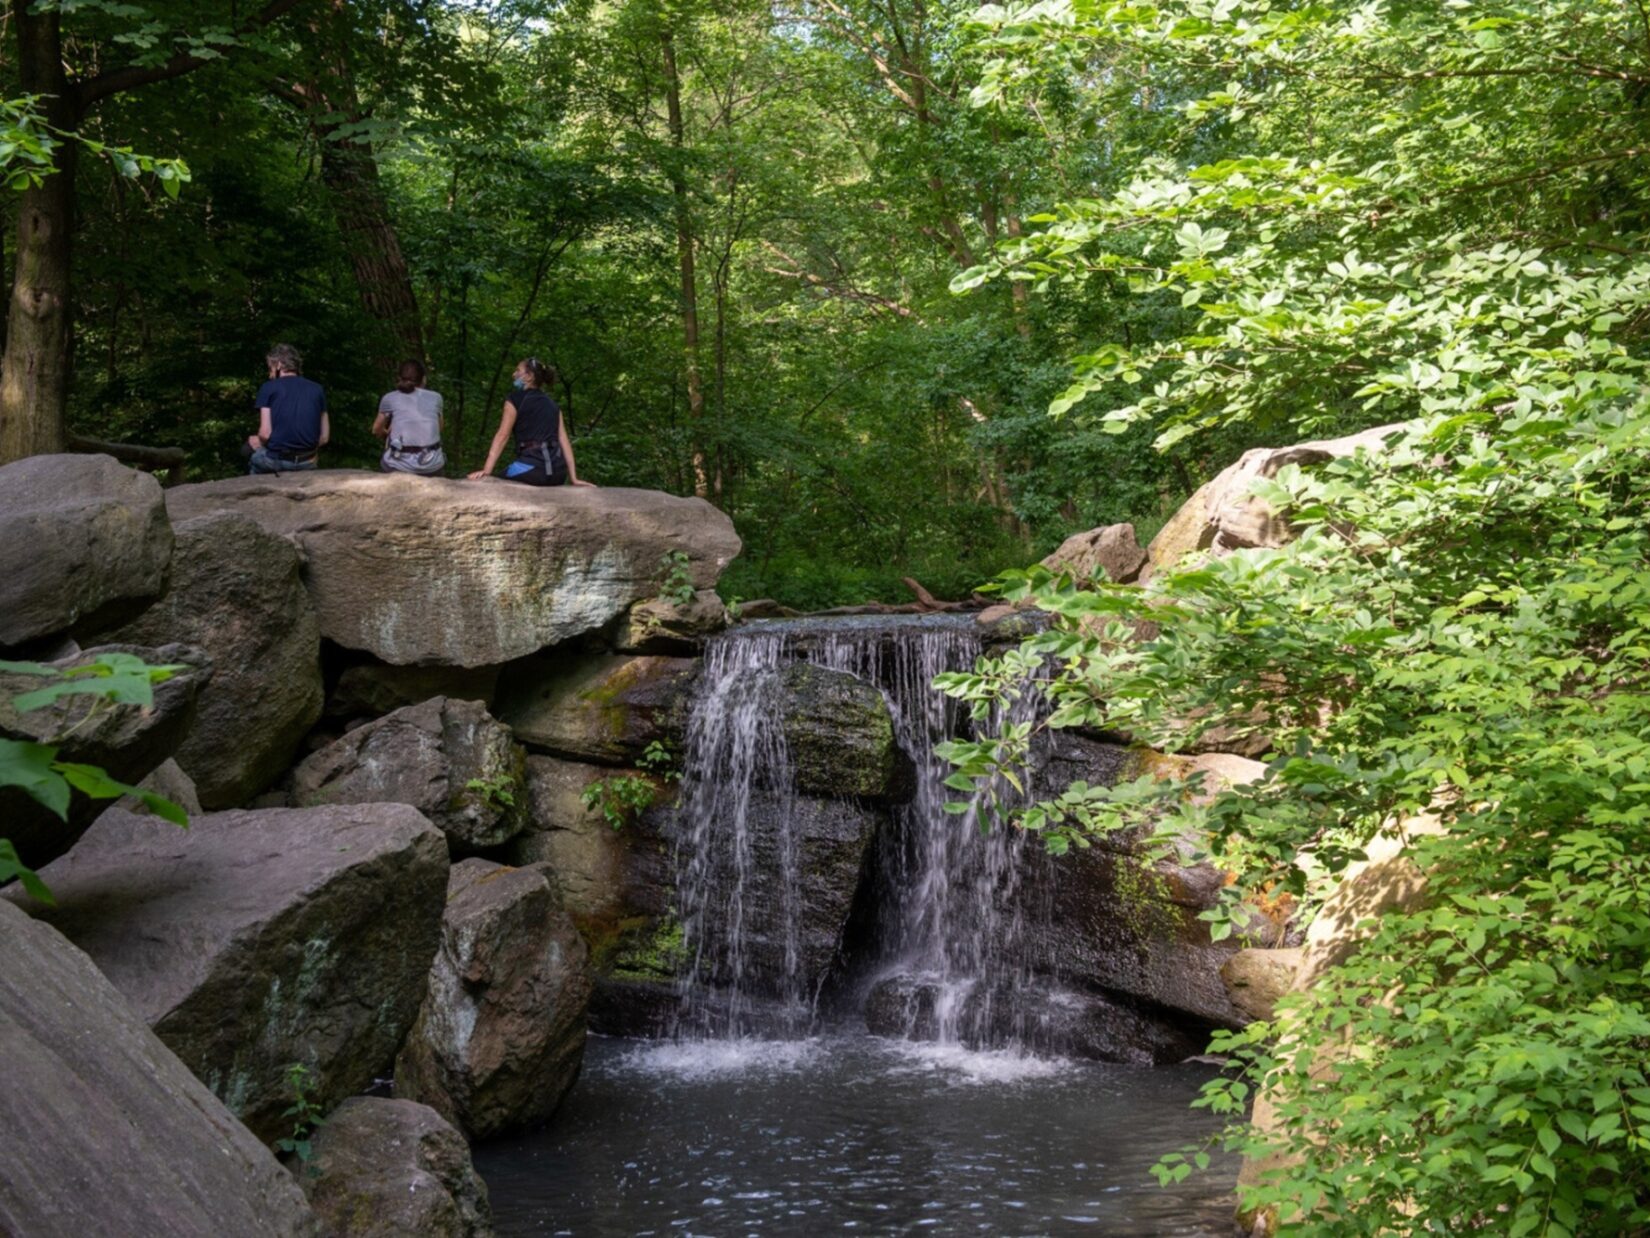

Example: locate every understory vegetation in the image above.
[935,1,1650,1233]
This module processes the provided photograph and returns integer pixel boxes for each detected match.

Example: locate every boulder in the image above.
[6,803,448,1143]
[1148,422,1410,574]
[396,859,592,1139]
[300,1098,491,1238]
[164,473,743,667]
[1019,737,1269,1028]
[511,754,640,930]
[497,653,697,766]
[1220,947,1303,1023]
[118,757,204,818]
[0,642,208,867]
[779,662,908,800]
[0,899,319,1238]
[610,588,730,654]
[0,453,173,647]
[1041,522,1147,584]
[327,662,500,722]
[99,512,323,808]
[290,697,526,853]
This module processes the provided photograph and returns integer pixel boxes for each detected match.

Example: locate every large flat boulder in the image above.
[496,652,697,765]
[0,900,318,1237]
[165,473,743,667]
[301,1098,491,1238]
[100,512,323,808]
[6,803,448,1143]
[396,859,592,1139]
[0,454,172,647]
[0,642,208,867]
[291,697,526,853]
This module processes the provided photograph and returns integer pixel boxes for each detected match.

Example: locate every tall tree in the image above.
[0,0,309,463]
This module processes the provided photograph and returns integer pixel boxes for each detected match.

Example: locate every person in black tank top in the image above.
[468,357,595,487]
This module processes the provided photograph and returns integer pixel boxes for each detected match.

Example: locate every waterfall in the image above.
[669,615,1050,1049]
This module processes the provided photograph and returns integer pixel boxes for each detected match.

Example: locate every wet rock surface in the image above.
[497,653,696,766]
[0,900,318,1238]
[779,662,909,800]
[7,802,447,1143]
[300,1097,492,1238]
[291,696,526,853]
[396,859,592,1139]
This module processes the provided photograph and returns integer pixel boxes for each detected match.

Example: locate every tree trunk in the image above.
[0,9,76,463]
[661,26,710,499]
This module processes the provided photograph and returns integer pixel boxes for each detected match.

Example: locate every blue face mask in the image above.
[512,377,527,390]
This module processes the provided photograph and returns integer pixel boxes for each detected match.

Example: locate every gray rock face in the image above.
[0,900,319,1238]
[779,663,908,800]
[396,859,592,1139]
[1041,522,1148,584]
[0,453,173,647]
[100,512,323,808]
[1018,735,1263,1028]
[7,803,448,1143]
[291,697,526,853]
[301,1098,491,1238]
[610,589,730,654]
[497,652,697,765]
[327,662,500,722]
[0,642,207,867]
[165,473,743,667]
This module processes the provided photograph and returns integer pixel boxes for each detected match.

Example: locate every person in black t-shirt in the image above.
[468,356,594,487]
[248,343,330,474]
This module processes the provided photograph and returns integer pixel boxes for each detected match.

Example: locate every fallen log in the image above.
[67,434,188,487]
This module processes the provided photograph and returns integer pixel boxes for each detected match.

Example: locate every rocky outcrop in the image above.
[0,454,173,647]
[396,859,592,1139]
[165,473,742,667]
[291,697,526,853]
[610,589,730,654]
[0,642,208,867]
[0,899,319,1237]
[1021,737,1270,1029]
[1041,522,1147,584]
[99,512,323,808]
[779,663,908,800]
[7,802,448,1143]
[327,662,500,722]
[300,1098,491,1238]
[497,653,696,766]
[1148,423,1409,574]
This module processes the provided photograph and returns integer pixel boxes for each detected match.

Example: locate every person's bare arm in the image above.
[319,412,331,448]
[247,408,273,450]
[372,411,391,440]
[560,419,595,487]
[469,402,517,479]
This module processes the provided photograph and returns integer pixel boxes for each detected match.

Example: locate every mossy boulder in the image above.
[778,663,909,800]
[496,653,696,766]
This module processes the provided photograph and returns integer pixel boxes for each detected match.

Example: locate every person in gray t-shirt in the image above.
[373,360,446,475]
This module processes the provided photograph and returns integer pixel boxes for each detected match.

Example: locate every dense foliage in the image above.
[934,1,1650,1232]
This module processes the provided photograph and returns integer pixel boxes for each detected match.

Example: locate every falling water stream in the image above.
[474,615,1238,1235]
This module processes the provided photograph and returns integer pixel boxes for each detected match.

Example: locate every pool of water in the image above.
[473,1034,1238,1237]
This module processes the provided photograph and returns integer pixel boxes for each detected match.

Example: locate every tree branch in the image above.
[78,0,313,108]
